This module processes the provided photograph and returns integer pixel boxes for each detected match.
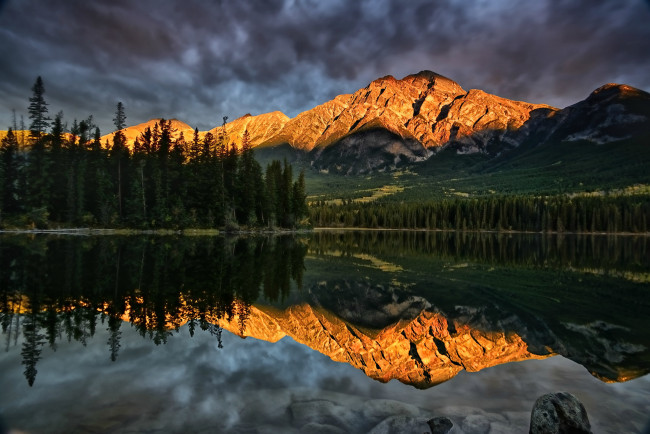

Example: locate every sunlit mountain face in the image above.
[2,233,648,389]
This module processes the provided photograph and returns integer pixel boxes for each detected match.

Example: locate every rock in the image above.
[368,415,432,434]
[427,416,454,434]
[461,414,490,433]
[529,392,592,434]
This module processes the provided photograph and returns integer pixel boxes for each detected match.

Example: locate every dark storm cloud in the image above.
[0,0,648,134]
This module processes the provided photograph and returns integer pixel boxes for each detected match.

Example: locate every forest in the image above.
[309,194,650,233]
[0,77,308,230]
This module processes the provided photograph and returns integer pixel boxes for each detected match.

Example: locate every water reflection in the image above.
[0,235,307,385]
[1,232,649,389]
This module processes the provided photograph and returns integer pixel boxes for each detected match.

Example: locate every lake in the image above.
[1,231,649,433]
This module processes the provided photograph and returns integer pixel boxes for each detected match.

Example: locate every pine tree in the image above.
[111,102,129,221]
[48,112,67,221]
[236,129,257,225]
[0,129,20,216]
[28,76,50,141]
[113,102,126,131]
[291,169,308,224]
[280,159,293,227]
[189,127,201,162]
[265,161,281,227]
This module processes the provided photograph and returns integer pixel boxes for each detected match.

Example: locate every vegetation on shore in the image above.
[309,194,650,233]
[0,77,308,230]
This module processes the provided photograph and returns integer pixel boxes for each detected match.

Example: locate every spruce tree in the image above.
[111,102,129,220]
[113,102,126,131]
[49,113,67,221]
[291,169,308,224]
[28,76,50,140]
[0,129,20,216]
[236,129,257,224]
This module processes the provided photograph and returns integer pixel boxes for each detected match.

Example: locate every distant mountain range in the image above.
[98,70,650,175]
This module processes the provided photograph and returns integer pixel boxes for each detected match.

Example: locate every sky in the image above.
[0,0,649,135]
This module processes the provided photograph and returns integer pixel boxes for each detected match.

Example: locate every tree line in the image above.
[310,194,650,233]
[0,77,308,229]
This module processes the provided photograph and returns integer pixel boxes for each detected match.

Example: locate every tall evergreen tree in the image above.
[292,169,308,224]
[236,129,257,224]
[111,102,129,220]
[48,112,67,221]
[27,76,50,140]
[0,129,21,216]
[113,101,126,131]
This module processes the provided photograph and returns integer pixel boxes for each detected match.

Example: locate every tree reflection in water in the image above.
[1,231,649,387]
[0,235,307,385]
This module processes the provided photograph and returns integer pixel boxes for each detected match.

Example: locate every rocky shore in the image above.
[228,390,593,434]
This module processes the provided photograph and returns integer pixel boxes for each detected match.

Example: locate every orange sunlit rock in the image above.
[211,303,551,388]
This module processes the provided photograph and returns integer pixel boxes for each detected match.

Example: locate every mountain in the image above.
[207,111,289,150]
[497,83,650,151]
[259,94,351,151]
[101,118,195,147]
[252,71,648,175]
[258,71,555,173]
[92,70,649,177]
[94,70,556,170]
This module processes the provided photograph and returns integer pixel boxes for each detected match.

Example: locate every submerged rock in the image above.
[529,392,592,434]
[427,416,454,433]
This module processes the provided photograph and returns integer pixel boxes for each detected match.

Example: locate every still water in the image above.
[1,231,649,433]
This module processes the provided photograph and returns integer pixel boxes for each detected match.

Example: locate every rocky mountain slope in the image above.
[206,111,289,149]
[497,83,650,151]
[101,118,195,147]
[234,73,648,174]
[259,71,556,173]
[95,70,649,174]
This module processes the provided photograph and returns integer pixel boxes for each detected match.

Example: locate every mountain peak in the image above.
[587,83,650,104]
[406,70,453,81]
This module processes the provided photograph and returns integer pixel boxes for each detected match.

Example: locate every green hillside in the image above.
[296,134,650,204]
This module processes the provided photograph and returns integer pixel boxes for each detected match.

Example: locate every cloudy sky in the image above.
[1,0,649,135]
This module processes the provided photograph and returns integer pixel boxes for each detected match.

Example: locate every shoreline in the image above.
[312,227,650,236]
[0,227,314,236]
[1,226,649,237]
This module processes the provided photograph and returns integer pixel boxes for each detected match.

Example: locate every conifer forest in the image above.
[0,77,308,230]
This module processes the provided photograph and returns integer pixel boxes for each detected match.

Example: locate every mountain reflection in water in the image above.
[2,231,648,392]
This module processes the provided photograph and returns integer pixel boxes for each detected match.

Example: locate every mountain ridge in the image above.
[90,70,649,175]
